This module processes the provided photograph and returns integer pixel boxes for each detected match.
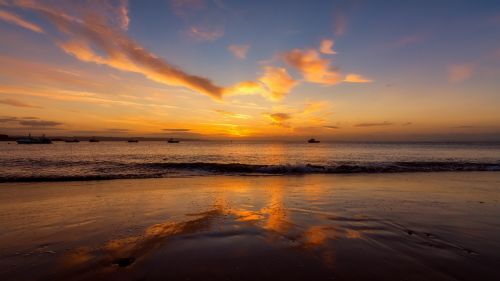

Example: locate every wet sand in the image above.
[1,172,500,281]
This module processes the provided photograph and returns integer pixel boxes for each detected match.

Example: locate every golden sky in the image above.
[0,0,499,140]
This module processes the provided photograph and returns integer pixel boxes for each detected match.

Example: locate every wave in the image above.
[1,161,499,183]
[145,161,500,174]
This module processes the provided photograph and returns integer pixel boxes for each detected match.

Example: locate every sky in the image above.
[0,0,499,141]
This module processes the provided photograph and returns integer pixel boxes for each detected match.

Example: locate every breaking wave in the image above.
[1,161,499,182]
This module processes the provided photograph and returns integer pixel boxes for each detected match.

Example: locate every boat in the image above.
[308,138,320,143]
[167,138,180,143]
[65,139,80,143]
[127,139,139,143]
[16,134,52,144]
[89,137,100,142]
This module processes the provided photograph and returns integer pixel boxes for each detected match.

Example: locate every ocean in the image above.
[2,141,500,280]
[1,141,499,181]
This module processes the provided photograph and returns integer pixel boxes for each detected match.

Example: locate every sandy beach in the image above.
[1,172,499,281]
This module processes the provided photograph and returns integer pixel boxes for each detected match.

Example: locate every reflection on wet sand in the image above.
[53,178,359,280]
[1,173,500,281]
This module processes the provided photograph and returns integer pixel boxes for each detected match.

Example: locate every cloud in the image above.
[214,109,250,119]
[258,67,298,100]
[18,120,62,127]
[163,128,191,132]
[319,39,336,55]
[7,0,226,100]
[228,67,298,101]
[402,122,413,126]
[284,48,342,85]
[228,44,250,59]
[187,25,224,41]
[343,73,373,83]
[0,9,44,33]
[0,115,62,126]
[333,12,347,36]
[0,116,19,123]
[106,128,130,132]
[116,0,130,30]
[448,64,474,83]
[355,121,393,127]
[303,101,329,114]
[266,112,291,127]
[0,98,41,108]
[452,125,478,129]
[324,125,340,129]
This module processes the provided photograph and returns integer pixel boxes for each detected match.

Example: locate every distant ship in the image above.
[127,139,139,143]
[89,137,100,142]
[65,139,80,143]
[167,138,180,143]
[16,134,52,144]
[308,138,320,143]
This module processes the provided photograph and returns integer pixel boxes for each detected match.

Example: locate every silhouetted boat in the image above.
[128,139,139,143]
[167,138,180,143]
[65,139,80,143]
[308,138,320,143]
[16,134,52,144]
[89,137,100,142]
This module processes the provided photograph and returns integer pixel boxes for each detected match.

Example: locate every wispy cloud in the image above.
[228,44,250,59]
[319,39,337,55]
[6,1,226,100]
[355,121,393,127]
[0,98,41,108]
[170,0,205,18]
[333,12,347,36]
[163,128,191,132]
[343,73,373,83]
[448,63,474,83]
[187,25,224,41]
[106,128,131,132]
[452,125,478,129]
[0,116,62,127]
[214,109,251,119]
[324,125,340,129]
[0,9,44,33]
[19,119,62,127]
[303,101,329,114]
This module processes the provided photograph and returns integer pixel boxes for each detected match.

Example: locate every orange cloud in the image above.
[9,1,226,99]
[0,9,44,33]
[228,44,250,59]
[303,101,329,114]
[265,112,291,127]
[344,73,373,83]
[284,48,342,85]
[448,64,474,83]
[0,98,41,108]
[258,67,298,100]
[355,121,393,127]
[228,67,297,101]
[214,109,251,119]
[319,39,337,55]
